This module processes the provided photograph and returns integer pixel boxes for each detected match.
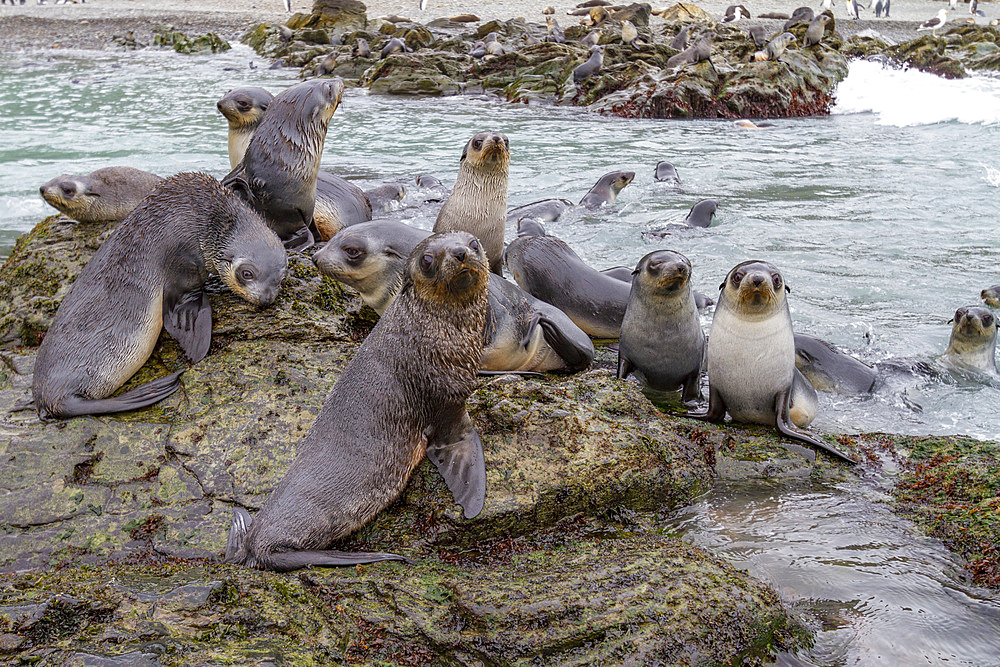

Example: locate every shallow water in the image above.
[4,49,997,440]
[670,477,1000,666]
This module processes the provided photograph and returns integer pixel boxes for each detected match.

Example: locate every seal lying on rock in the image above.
[681,260,856,463]
[226,232,490,571]
[39,167,164,223]
[216,85,372,241]
[31,173,286,420]
[313,221,594,373]
[433,131,510,275]
[223,79,346,250]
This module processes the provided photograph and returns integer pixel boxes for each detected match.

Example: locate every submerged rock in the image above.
[152,26,230,54]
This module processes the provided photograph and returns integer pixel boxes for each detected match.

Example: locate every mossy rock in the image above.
[153,27,230,54]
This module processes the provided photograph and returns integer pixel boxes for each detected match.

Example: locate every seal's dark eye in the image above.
[237,100,250,111]
[983,313,994,327]
[772,274,782,289]
[504,138,509,148]
[241,268,255,282]
[343,245,363,259]
[473,139,483,150]
[421,254,434,272]
[732,272,744,284]
[469,239,480,252]
[955,309,964,321]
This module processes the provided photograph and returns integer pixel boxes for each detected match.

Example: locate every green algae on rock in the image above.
[152,26,231,54]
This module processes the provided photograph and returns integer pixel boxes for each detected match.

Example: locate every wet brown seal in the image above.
[216,85,371,242]
[225,232,490,571]
[433,131,510,275]
[981,285,1000,308]
[222,79,345,250]
[681,260,855,463]
[31,173,286,420]
[944,306,998,375]
[39,167,164,223]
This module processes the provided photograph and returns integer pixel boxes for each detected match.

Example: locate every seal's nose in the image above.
[452,247,467,262]
[751,275,764,287]
[492,134,502,144]
[39,186,45,195]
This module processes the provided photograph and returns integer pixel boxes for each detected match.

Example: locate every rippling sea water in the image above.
[2,46,999,665]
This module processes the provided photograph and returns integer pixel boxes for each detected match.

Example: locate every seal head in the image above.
[944,306,998,375]
[39,167,164,223]
[217,87,274,169]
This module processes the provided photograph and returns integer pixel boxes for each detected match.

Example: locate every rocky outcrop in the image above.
[152,26,230,54]
[0,213,830,663]
[888,24,1000,79]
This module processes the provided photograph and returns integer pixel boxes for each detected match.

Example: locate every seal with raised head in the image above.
[314,222,594,373]
[433,131,510,275]
[794,334,877,394]
[573,46,603,83]
[225,232,490,571]
[682,260,856,463]
[31,173,286,420]
[655,161,681,184]
[579,170,635,209]
[684,198,718,227]
[944,306,998,375]
[601,263,715,311]
[223,79,345,250]
[39,167,164,224]
[804,14,832,47]
[982,285,1000,308]
[618,250,705,400]
[217,85,372,242]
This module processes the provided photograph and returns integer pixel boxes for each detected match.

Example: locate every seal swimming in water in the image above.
[223,79,346,250]
[681,260,856,463]
[507,199,574,224]
[39,167,164,223]
[794,334,877,394]
[579,170,635,209]
[225,232,490,571]
[216,85,372,241]
[31,173,286,420]
[313,222,594,373]
[982,285,1000,308]
[684,198,719,227]
[654,161,681,184]
[943,306,998,375]
[433,131,510,275]
[618,250,705,400]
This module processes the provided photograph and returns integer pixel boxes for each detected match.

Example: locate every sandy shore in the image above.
[0,0,994,51]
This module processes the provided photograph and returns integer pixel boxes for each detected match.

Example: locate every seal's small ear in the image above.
[785,284,791,293]
[632,267,640,276]
[460,142,469,162]
[948,318,955,324]
[719,280,726,291]
[224,175,254,203]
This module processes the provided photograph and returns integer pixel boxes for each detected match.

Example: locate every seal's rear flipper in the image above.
[225,507,252,563]
[266,550,411,572]
[164,289,212,363]
[616,351,635,380]
[775,391,857,464]
[53,370,184,418]
[477,370,543,377]
[674,385,725,421]
[426,411,486,519]
[537,314,594,372]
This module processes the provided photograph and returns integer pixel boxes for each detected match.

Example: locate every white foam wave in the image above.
[833,59,1000,126]
[983,164,1000,187]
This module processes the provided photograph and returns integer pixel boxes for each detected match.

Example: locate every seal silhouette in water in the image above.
[226,232,490,571]
[31,173,286,420]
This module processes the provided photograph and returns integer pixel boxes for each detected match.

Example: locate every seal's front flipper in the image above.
[265,550,411,572]
[284,224,315,251]
[617,351,635,380]
[225,507,252,563]
[54,370,184,418]
[675,384,725,421]
[538,314,594,372]
[426,411,487,519]
[775,391,856,464]
[164,290,212,363]
[681,368,703,403]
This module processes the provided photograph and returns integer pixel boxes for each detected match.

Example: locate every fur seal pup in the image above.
[504,229,629,339]
[415,173,448,202]
[226,232,490,572]
[670,25,692,50]
[217,85,372,241]
[574,46,603,84]
[804,15,831,47]
[364,183,406,212]
[617,250,705,400]
[684,198,718,227]
[667,34,712,68]
[748,25,768,48]
[223,79,346,250]
[545,16,566,43]
[621,20,639,47]
[32,173,286,420]
[507,198,573,224]
[944,306,998,375]
[655,161,681,184]
[580,170,635,209]
[433,131,510,275]
[314,222,594,373]
[682,261,855,463]
[756,32,795,61]
[39,167,164,224]
[783,6,814,30]
[794,334,877,394]
[353,37,371,58]
[983,285,1000,308]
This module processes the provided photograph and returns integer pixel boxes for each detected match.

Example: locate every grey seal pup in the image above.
[433,131,510,275]
[573,46,603,84]
[31,173,286,420]
[981,285,1000,308]
[684,198,719,227]
[944,306,997,375]
[681,260,856,463]
[794,334,877,394]
[39,167,164,223]
[225,232,490,571]
[579,170,635,209]
[617,250,705,400]
[654,161,681,184]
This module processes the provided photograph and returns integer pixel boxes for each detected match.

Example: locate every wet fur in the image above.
[39,167,164,223]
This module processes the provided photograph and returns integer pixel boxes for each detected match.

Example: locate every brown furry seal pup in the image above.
[681,261,855,463]
[981,285,1000,308]
[944,306,998,376]
[617,250,705,400]
[433,131,510,275]
[222,79,345,250]
[31,173,286,420]
[216,85,371,242]
[804,14,832,47]
[313,222,594,373]
[225,232,490,571]
[39,167,164,223]
[579,170,634,209]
